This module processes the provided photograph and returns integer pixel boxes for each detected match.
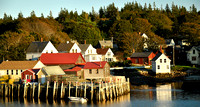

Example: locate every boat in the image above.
[68,97,87,103]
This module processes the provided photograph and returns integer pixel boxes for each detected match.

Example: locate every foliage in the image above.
[108,60,132,67]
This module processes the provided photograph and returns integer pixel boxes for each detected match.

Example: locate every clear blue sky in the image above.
[0,0,199,19]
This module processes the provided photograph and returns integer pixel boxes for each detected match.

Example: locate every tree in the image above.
[47,11,53,19]
[131,18,152,33]
[30,10,36,18]
[18,12,23,19]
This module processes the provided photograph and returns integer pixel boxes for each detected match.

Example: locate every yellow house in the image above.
[0,60,45,80]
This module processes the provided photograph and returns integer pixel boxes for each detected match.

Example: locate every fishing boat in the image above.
[68,97,87,103]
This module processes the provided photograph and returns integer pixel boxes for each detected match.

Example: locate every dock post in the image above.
[5,84,8,97]
[84,82,86,98]
[23,84,27,98]
[127,78,130,92]
[53,81,56,99]
[69,82,71,97]
[75,81,77,97]
[91,81,93,101]
[18,84,20,98]
[99,82,101,101]
[38,83,41,98]
[11,84,14,97]
[60,81,64,98]
[46,81,49,98]
[32,83,35,98]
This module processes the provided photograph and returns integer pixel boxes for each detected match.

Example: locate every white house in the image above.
[57,42,81,53]
[187,46,200,65]
[79,44,102,62]
[26,41,58,60]
[151,53,171,74]
[141,33,148,50]
[165,39,175,47]
[96,48,116,62]
[0,60,45,80]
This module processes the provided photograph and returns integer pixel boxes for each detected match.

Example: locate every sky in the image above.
[0,0,199,19]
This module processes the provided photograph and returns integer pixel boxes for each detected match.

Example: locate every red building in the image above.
[130,52,156,65]
[21,69,40,82]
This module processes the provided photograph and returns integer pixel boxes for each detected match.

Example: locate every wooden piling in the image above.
[84,82,86,98]
[11,84,14,97]
[53,81,56,99]
[46,81,49,98]
[75,82,77,97]
[32,83,35,98]
[91,81,93,101]
[18,84,20,98]
[23,84,26,98]
[5,84,8,97]
[68,82,71,97]
[60,81,64,99]
[38,83,41,98]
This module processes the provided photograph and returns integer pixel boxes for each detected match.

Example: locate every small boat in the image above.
[68,97,87,103]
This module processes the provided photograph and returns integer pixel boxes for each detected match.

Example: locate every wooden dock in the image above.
[0,78,130,101]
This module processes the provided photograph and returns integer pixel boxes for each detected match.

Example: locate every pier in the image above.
[0,78,130,101]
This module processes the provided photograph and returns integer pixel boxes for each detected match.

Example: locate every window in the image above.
[160,59,162,63]
[193,50,195,54]
[158,65,160,69]
[26,75,29,79]
[30,75,32,80]
[72,49,74,53]
[51,50,53,53]
[7,70,9,75]
[88,50,89,54]
[89,69,92,74]
[91,50,92,53]
[108,52,111,56]
[92,57,96,60]
[46,50,48,53]
[21,70,23,72]
[164,59,166,63]
[16,70,18,75]
[96,69,99,74]
[75,49,77,53]
[167,65,169,69]
[192,56,196,61]
[11,70,13,75]
[135,59,138,63]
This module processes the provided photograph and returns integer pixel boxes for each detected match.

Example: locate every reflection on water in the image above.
[1,82,200,107]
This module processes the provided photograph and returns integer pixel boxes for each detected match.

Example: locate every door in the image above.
[41,75,45,84]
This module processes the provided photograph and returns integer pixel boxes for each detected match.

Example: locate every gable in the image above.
[75,55,86,64]
[154,54,171,62]
[41,41,58,53]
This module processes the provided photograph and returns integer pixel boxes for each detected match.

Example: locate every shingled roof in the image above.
[57,42,74,52]
[0,61,39,69]
[99,40,113,48]
[83,61,107,69]
[96,48,109,55]
[130,52,152,58]
[79,44,90,52]
[26,41,49,53]
[41,66,65,75]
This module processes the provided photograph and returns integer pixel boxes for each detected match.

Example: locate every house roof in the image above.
[99,40,112,47]
[0,61,39,69]
[57,42,74,52]
[26,41,49,53]
[23,68,40,74]
[40,53,86,65]
[165,39,175,46]
[41,66,65,75]
[193,46,200,51]
[151,52,162,61]
[130,52,152,58]
[64,66,82,72]
[96,48,109,55]
[83,61,107,69]
[79,44,90,52]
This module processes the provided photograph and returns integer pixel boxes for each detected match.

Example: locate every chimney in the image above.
[160,45,163,53]
[84,40,86,44]
[41,38,43,42]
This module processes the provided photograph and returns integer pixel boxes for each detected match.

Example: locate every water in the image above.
[1,82,200,107]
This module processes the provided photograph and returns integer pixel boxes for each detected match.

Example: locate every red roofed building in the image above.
[64,66,83,79]
[40,53,86,70]
[83,61,110,79]
[21,68,40,82]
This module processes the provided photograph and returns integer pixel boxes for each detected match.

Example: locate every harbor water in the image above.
[1,82,200,107]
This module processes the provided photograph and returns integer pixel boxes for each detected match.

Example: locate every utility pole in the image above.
[173,45,175,66]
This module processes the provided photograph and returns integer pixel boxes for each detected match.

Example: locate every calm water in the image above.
[1,82,200,107]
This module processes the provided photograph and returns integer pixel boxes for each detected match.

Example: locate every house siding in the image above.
[69,43,81,53]
[21,70,37,81]
[187,47,199,65]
